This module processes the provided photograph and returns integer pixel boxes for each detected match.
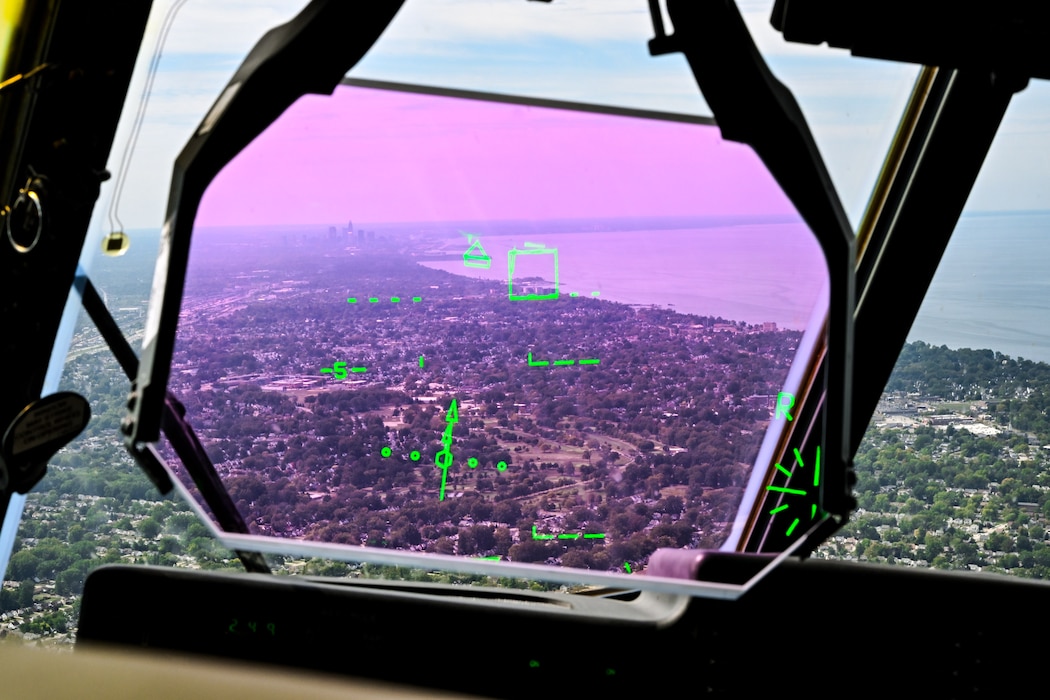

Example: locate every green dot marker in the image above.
[381,446,392,457]
[468,457,478,468]
[347,297,357,303]
[369,297,379,303]
[412,296,422,302]
[496,461,507,472]
[391,296,400,303]
[410,450,421,461]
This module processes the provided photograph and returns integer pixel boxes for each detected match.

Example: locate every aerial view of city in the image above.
[11,216,1050,644]
[164,221,807,573]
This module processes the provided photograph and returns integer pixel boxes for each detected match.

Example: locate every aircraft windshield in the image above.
[156,80,829,591]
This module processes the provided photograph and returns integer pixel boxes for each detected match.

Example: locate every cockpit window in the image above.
[153,78,829,593]
[817,79,1050,576]
[4,0,913,636]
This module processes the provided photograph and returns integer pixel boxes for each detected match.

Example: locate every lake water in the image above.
[908,211,1050,363]
[100,211,1050,363]
[421,212,1050,364]
[421,224,828,331]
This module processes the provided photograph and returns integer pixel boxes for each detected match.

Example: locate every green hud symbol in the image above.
[462,232,491,269]
[508,243,559,300]
[775,392,795,421]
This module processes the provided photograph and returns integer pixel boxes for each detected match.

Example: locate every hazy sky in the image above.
[88,0,1050,236]
[197,84,794,226]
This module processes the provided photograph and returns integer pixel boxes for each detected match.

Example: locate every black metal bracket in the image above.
[771,0,1050,82]
[850,69,1024,453]
[0,1,152,530]
[649,0,857,519]
[74,271,269,574]
[768,1,1031,456]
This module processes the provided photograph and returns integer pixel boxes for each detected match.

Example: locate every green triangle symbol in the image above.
[463,238,490,265]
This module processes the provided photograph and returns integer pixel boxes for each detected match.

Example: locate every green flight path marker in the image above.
[435,399,459,501]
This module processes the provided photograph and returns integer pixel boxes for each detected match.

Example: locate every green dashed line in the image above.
[348,296,420,304]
